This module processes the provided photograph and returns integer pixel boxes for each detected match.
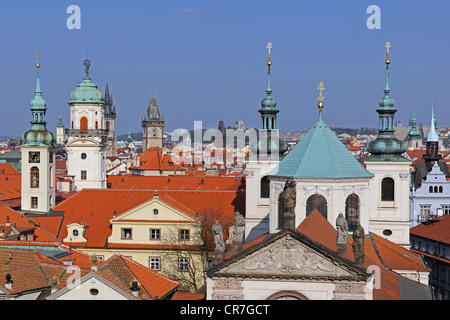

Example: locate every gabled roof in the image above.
[129,147,185,172]
[269,112,373,179]
[410,214,450,244]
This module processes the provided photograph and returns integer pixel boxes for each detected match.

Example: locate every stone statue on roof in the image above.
[280,180,296,214]
[352,223,365,266]
[213,220,225,252]
[233,211,245,243]
[336,213,348,244]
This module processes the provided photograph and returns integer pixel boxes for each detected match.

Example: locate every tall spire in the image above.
[22,49,56,147]
[259,42,278,130]
[427,107,439,142]
[366,41,407,162]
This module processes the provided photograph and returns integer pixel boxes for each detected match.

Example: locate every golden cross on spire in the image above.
[385,41,391,62]
[36,44,40,69]
[317,82,325,110]
[266,42,273,61]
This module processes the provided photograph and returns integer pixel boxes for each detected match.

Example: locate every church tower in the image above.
[142,94,165,151]
[21,51,57,214]
[365,42,411,247]
[104,82,118,157]
[245,43,287,240]
[65,59,107,190]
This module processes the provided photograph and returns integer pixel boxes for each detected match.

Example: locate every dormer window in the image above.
[121,228,132,240]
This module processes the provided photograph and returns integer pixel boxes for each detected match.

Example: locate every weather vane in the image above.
[317,82,325,110]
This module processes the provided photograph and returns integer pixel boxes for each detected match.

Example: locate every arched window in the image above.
[30,167,39,188]
[434,186,438,193]
[260,176,270,198]
[381,177,394,201]
[345,194,360,232]
[306,194,327,219]
[106,121,110,131]
[429,186,434,193]
[80,117,88,131]
[439,186,443,193]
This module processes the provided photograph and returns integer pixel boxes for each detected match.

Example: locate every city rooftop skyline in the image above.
[1,0,449,138]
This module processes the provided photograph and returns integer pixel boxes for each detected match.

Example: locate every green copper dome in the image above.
[69,60,105,104]
[69,77,104,104]
[269,110,373,179]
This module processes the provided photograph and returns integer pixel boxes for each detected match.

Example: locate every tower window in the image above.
[381,177,394,201]
[260,176,270,198]
[306,194,327,219]
[31,197,38,208]
[80,117,88,131]
[30,167,39,188]
[81,153,87,160]
[345,193,360,232]
[81,170,87,180]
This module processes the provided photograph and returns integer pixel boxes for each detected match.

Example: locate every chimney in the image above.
[50,277,58,294]
[5,274,12,290]
[5,216,10,226]
[130,280,139,297]
[91,256,98,272]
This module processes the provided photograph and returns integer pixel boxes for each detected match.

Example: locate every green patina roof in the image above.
[269,111,373,179]
[69,77,105,104]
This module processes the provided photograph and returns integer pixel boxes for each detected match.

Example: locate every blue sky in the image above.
[1,0,449,137]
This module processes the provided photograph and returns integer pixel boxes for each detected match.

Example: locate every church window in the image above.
[430,186,434,193]
[121,228,132,240]
[49,194,53,207]
[31,197,38,208]
[80,117,88,131]
[306,194,327,219]
[260,176,270,198]
[381,177,394,201]
[439,186,443,193]
[106,121,110,131]
[30,167,39,188]
[81,170,87,180]
[49,166,53,188]
[95,121,98,129]
[434,186,438,193]
[81,153,87,160]
[345,193,360,232]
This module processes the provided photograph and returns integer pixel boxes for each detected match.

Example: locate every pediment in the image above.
[216,233,364,279]
[111,197,196,223]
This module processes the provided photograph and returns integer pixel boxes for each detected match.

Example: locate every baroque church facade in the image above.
[245,43,412,248]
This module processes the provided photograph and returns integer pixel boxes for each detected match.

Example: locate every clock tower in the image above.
[142,94,164,150]
[21,52,57,214]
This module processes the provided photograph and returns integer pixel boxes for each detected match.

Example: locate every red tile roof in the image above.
[410,214,450,244]
[52,188,244,249]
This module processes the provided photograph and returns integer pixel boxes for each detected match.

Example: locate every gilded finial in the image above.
[317,81,325,110]
[385,41,391,65]
[266,42,272,67]
[36,45,40,69]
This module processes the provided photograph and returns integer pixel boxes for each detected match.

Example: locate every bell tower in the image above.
[142,92,165,150]
[364,42,411,247]
[21,50,57,214]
